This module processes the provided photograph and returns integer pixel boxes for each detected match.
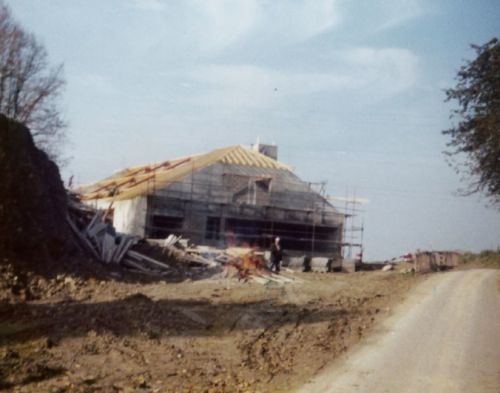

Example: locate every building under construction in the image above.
[79,144,345,258]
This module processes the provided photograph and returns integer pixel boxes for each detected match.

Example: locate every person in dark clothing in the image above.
[270,237,283,273]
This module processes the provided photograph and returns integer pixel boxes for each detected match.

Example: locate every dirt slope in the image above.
[0,270,422,392]
[0,114,73,263]
[296,269,500,393]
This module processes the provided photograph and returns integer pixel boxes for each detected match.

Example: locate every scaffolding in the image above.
[86,163,364,260]
[140,163,346,256]
[328,192,366,262]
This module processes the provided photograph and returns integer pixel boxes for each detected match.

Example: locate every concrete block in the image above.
[311,257,330,272]
[342,258,356,273]
[287,256,305,270]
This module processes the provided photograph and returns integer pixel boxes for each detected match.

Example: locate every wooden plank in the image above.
[85,211,102,234]
[215,255,233,264]
[66,215,100,260]
[186,247,224,255]
[111,236,132,263]
[114,237,136,264]
[127,250,171,270]
[164,234,180,248]
[177,239,189,249]
[181,252,215,266]
[87,221,108,239]
[251,276,270,284]
[122,258,156,273]
[90,231,105,255]
[254,272,291,284]
[110,237,126,264]
[102,233,116,263]
[269,273,295,283]
[102,201,114,222]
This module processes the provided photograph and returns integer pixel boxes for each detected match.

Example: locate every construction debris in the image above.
[67,198,176,275]
[67,208,138,265]
[67,197,298,285]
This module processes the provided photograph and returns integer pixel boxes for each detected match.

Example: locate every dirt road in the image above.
[297,269,500,393]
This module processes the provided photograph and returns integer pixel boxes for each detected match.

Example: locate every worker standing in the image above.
[270,237,283,273]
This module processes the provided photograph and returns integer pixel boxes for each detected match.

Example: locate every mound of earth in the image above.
[0,114,73,266]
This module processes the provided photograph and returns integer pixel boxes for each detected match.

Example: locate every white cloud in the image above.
[341,47,419,96]
[189,0,341,53]
[187,64,274,108]
[183,46,419,111]
[257,0,342,41]
[375,0,426,31]
[71,73,118,96]
[193,0,259,52]
[131,0,166,11]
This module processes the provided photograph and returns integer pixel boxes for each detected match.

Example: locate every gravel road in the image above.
[296,269,500,393]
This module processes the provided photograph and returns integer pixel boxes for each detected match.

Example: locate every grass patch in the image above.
[460,249,500,269]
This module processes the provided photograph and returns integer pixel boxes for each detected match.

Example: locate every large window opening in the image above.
[272,222,338,253]
[149,215,183,238]
[205,217,221,240]
[224,218,338,253]
[225,218,272,248]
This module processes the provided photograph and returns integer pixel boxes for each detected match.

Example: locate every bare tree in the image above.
[0,2,66,162]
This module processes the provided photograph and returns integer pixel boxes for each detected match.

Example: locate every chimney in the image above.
[252,142,278,160]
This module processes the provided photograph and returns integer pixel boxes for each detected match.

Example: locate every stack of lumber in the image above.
[122,250,172,275]
[67,210,137,264]
[149,237,218,267]
[67,208,173,274]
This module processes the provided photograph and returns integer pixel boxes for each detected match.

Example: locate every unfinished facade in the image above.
[79,144,344,257]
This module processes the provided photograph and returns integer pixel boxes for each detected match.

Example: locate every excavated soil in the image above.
[0,114,74,265]
[0,265,425,392]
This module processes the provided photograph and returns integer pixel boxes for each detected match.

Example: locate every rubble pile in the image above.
[68,197,296,284]
[67,199,175,275]
[67,204,137,264]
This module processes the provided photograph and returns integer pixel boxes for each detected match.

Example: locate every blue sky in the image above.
[8,0,500,260]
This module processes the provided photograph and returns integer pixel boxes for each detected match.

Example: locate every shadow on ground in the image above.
[0,293,349,345]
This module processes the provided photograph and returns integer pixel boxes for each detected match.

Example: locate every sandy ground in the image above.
[296,269,500,393]
[0,265,423,393]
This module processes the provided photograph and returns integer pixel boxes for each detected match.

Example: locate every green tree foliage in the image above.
[444,38,500,204]
[0,2,66,162]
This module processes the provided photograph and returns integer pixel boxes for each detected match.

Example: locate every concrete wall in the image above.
[112,196,147,237]
[87,197,147,237]
[146,195,342,253]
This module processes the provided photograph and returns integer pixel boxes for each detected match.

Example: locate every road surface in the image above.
[296,269,500,393]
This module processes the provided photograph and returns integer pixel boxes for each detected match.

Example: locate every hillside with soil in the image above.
[0,114,75,269]
[0,269,424,392]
